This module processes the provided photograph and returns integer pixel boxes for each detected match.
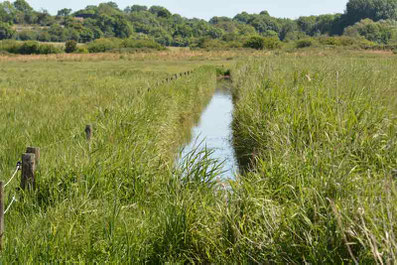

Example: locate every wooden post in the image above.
[26,147,40,165]
[0,181,3,251]
[21,153,36,190]
[85,125,92,141]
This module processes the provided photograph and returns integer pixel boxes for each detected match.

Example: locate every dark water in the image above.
[181,82,238,179]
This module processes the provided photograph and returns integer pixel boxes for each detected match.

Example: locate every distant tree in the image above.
[209,16,232,25]
[57,8,72,17]
[149,6,171,18]
[0,22,14,39]
[113,14,133,38]
[233,12,253,24]
[0,1,16,23]
[345,0,397,26]
[13,0,33,13]
[125,5,148,13]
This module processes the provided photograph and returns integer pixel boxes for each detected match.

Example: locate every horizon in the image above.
[25,0,348,20]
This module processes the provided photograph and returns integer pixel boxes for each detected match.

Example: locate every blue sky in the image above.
[26,0,349,20]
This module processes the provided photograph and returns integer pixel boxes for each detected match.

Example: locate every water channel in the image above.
[181,80,238,179]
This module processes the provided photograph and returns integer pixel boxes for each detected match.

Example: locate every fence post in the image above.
[0,181,3,251]
[85,125,92,141]
[21,153,36,190]
[26,147,40,166]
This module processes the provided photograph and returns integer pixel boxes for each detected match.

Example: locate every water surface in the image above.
[181,81,238,179]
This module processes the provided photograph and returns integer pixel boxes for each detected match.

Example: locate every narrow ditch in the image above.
[180,78,238,179]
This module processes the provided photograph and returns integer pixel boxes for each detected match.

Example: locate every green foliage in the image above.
[295,38,314,48]
[86,37,165,53]
[65,40,77,53]
[344,18,397,44]
[0,60,219,263]
[0,0,396,48]
[232,55,397,263]
[345,0,397,26]
[0,40,62,54]
[192,38,243,50]
[244,35,281,50]
[0,22,14,39]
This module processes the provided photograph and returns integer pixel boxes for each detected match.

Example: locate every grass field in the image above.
[0,50,396,263]
[231,54,397,263]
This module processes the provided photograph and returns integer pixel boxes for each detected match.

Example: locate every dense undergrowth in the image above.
[231,55,397,263]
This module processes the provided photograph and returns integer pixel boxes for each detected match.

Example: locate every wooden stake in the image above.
[21,153,36,190]
[85,125,92,141]
[0,182,3,251]
[26,147,40,165]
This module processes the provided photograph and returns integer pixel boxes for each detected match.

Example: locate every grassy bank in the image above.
[231,55,397,263]
[0,59,223,263]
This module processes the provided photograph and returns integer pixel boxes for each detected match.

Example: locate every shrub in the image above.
[86,38,121,53]
[76,47,89,54]
[121,39,165,50]
[244,36,266,50]
[263,37,282,49]
[86,38,165,53]
[38,44,62,54]
[65,40,77,53]
[0,40,62,54]
[244,36,281,50]
[318,36,356,46]
[296,38,314,48]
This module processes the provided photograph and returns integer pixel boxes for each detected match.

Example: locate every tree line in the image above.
[1,0,397,47]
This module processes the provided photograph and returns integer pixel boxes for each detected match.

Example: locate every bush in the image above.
[296,38,314,48]
[0,40,62,54]
[318,36,356,46]
[263,37,282,49]
[244,36,281,50]
[38,44,62,54]
[76,47,89,54]
[244,36,266,50]
[121,39,165,50]
[86,38,165,53]
[192,38,243,50]
[65,40,77,53]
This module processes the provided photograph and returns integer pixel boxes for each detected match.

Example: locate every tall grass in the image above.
[0,59,225,263]
[231,55,397,263]
[1,51,396,263]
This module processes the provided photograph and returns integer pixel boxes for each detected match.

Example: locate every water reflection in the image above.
[181,81,238,179]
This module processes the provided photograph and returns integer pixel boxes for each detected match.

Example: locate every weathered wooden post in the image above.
[26,147,40,165]
[0,181,3,251]
[21,153,36,190]
[85,125,92,141]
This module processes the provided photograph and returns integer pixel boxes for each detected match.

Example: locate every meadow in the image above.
[0,49,396,263]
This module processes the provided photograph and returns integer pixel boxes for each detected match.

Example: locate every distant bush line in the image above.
[0,35,396,55]
[0,38,166,55]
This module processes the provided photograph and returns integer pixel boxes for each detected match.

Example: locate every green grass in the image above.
[231,55,397,263]
[0,51,396,263]
[0,58,225,263]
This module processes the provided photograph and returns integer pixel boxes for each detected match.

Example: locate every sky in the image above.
[25,0,349,20]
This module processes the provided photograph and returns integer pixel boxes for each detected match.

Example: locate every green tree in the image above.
[57,8,72,17]
[0,22,14,39]
[149,6,171,18]
[0,1,16,23]
[13,0,32,13]
[125,5,148,13]
[345,0,397,26]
